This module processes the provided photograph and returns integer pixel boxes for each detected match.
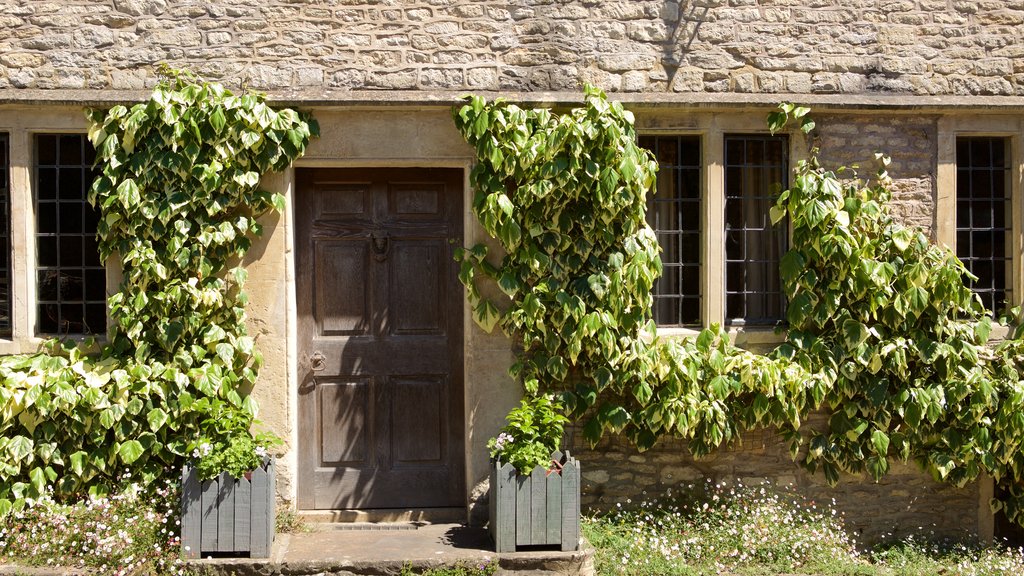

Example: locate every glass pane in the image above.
[59,135,82,165]
[86,269,106,301]
[59,202,84,234]
[38,236,58,267]
[37,168,57,200]
[36,135,57,165]
[59,168,84,200]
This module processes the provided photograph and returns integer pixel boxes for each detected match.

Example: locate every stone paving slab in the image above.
[191,523,594,576]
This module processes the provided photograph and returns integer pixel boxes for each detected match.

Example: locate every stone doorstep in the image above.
[188,523,595,576]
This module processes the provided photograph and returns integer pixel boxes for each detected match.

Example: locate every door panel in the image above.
[296,168,464,510]
[389,241,445,335]
[316,241,370,336]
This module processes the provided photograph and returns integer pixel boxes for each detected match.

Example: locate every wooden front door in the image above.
[296,168,464,510]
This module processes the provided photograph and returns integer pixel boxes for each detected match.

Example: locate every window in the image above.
[0,134,10,336]
[35,134,105,335]
[724,135,788,325]
[639,135,702,327]
[956,137,1011,313]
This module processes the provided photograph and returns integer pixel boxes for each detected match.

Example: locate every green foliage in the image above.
[188,398,281,480]
[456,89,1024,527]
[0,69,317,513]
[453,87,815,458]
[487,395,569,474]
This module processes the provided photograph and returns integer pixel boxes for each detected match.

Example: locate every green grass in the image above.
[583,480,1024,576]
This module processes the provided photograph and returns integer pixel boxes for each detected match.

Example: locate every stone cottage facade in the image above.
[0,0,1021,544]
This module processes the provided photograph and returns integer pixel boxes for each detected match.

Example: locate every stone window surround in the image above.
[937,116,1024,324]
[0,108,117,355]
[636,112,808,348]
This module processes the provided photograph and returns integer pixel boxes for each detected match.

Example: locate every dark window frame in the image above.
[34,133,105,336]
[638,135,703,328]
[956,136,1011,314]
[0,134,11,336]
[724,133,789,326]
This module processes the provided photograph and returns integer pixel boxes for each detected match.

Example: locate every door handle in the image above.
[310,350,326,372]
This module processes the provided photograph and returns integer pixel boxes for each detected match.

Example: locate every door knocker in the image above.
[371,229,390,261]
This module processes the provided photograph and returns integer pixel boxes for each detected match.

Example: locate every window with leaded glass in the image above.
[35,134,105,335]
[724,134,788,325]
[0,134,10,336]
[956,137,1011,313]
[638,135,702,327]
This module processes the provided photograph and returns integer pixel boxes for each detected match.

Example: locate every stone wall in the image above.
[814,114,938,232]
[569,417,986,546]
[0,0,1021,96]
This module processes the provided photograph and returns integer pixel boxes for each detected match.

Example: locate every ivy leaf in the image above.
[7,436,33,463]
[147,408,168,432]
[871,429,890,456]
[842,319,870,349]
[209,106,226,134]
[69,451,87,476]
[473,300,501,333]
[117,440,144,465]
[116,179,141,208]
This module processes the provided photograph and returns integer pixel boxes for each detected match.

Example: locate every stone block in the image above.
[330,33,371,47]
[0,53,46,68]
[434,50,474,64]
[365,68,417,89]
[295,67,324,87]
[244,64,291,89]
[466,67,498,89]
[113,0,166,17]
[111,68,148,89]
[598,53,657,73]
[974,58,1013,76]
[418,67,464,89]
[207,31,232,45]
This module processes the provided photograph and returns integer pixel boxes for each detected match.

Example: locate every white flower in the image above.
[493,432,514,451]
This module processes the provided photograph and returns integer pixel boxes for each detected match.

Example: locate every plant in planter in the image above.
[181,401,282,559]
[488,395,579,552]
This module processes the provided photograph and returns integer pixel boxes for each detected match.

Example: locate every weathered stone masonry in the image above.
[0,0,1022,95]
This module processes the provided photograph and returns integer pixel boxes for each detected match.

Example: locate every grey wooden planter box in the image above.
[489,450,580,552]
[181,458,275,559]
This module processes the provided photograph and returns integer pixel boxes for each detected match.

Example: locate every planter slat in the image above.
[201,477,219,552]
[235,474,251,552]
[493,461,517,552]
[515,474,531,544]
[545,468,561,545]
[181,466,202,559]
[217,472,235,552]
[181,459,275,559]
[529,465,546,543]
[489,451,579,552]
[250,461,271,558]
[560,456,579,552]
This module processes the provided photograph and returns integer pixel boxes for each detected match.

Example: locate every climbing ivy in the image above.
[453,87,817,453]
[767,108,1024,523]
[0,70,317,514]
[456,88,1024,525]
